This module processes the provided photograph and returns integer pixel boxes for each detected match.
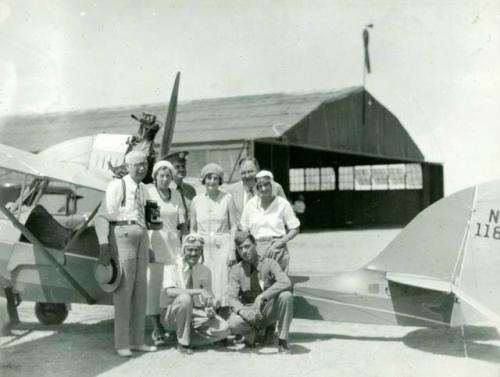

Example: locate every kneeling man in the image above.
[161,233,230,354]
[228,231,294,353]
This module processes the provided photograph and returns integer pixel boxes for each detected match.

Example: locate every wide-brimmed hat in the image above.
[94,256,122,293]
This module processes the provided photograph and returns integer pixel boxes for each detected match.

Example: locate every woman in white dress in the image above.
[190,163,237,308]
[146,160,187,345]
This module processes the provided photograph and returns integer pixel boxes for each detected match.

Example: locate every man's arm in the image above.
[227,264,244,313]
[260,259,292,302]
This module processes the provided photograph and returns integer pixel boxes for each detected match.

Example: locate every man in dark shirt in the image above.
[227,231,294,353]
[165,151,196,226]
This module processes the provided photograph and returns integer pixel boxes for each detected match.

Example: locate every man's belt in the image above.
[109,220,138,226]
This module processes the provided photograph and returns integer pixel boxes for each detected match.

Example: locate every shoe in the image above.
[243,336,256,349]
[278,339,291,354]
[116,348,132,357]
[176,344,193,355]
[152,331,167,346]
[131,344,157,352]
[167,332,177,342]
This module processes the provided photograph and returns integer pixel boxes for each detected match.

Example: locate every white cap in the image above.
[256,170,274,180]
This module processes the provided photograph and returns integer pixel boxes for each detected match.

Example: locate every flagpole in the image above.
[362,24,373,125]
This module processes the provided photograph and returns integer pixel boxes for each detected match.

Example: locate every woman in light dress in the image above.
[145,160,187,345]
[190,163,237,309]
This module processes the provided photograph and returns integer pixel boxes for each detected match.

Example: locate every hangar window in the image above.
[354,166,371,191]
[339,167,354,190]
[388,164,406,190]
[405,164,423,189]
[305,168,321,191]
[320,167,336,190]
[290,167,337,192]
[289,169,305,192]
[339,163,423,190]
[371,165,389,190]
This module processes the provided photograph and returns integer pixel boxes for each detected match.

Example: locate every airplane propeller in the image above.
[160,71,180,160]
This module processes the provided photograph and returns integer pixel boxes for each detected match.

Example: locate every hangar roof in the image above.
[0,86,424,161]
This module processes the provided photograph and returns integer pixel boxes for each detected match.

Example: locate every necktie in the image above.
[245,186,255,204]
[186,267,194,289]
[177,185,189,223]
[135,185,146,228]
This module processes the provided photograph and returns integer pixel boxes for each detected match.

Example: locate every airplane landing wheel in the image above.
[35,303,68,325]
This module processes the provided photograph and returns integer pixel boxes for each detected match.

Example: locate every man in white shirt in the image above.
[99,151,156,357]
[161,233,230,354]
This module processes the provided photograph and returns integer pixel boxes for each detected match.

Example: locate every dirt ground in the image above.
[1,229,499,377]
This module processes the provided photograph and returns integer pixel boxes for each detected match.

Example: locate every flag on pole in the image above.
[363,26,372,73]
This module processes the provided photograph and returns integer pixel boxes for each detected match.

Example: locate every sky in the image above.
[0,0,499,194]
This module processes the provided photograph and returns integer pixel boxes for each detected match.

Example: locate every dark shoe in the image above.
[176,344,193,355]
[214,338,232,347]
[243,341,256,349]
[278,339,291,354]
[152,331,167,346]
[167,332,177,342]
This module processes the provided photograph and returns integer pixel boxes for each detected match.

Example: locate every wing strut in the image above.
[0,202,96,305]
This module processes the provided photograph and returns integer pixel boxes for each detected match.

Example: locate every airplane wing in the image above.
[0,143,109,191]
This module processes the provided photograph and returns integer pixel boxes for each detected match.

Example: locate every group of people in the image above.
[96,151,300,357]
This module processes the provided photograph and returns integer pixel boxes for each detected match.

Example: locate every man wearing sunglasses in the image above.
[161,233,230,354]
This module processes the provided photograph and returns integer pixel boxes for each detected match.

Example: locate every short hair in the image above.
[238,156,260,171]
[234,230,255,247]
[125,151,147,164]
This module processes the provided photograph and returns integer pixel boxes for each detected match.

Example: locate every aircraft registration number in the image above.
[474,209,500,240]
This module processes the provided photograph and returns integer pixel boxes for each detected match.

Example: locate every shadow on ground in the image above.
[291,325,500,364]
[0,319,312,377]
[0,319,126,377]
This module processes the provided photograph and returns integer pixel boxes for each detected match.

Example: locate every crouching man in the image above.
[161,233,230,354]
[227,231,294,353]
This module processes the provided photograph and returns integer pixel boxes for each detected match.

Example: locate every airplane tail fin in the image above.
[369,180,500,324]
[451,181,500,324]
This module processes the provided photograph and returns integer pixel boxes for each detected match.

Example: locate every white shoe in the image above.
[131,344,157,352]
[116,348,132,357]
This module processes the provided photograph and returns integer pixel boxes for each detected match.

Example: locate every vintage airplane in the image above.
[293,179,500,327]
[0,73,181,327]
